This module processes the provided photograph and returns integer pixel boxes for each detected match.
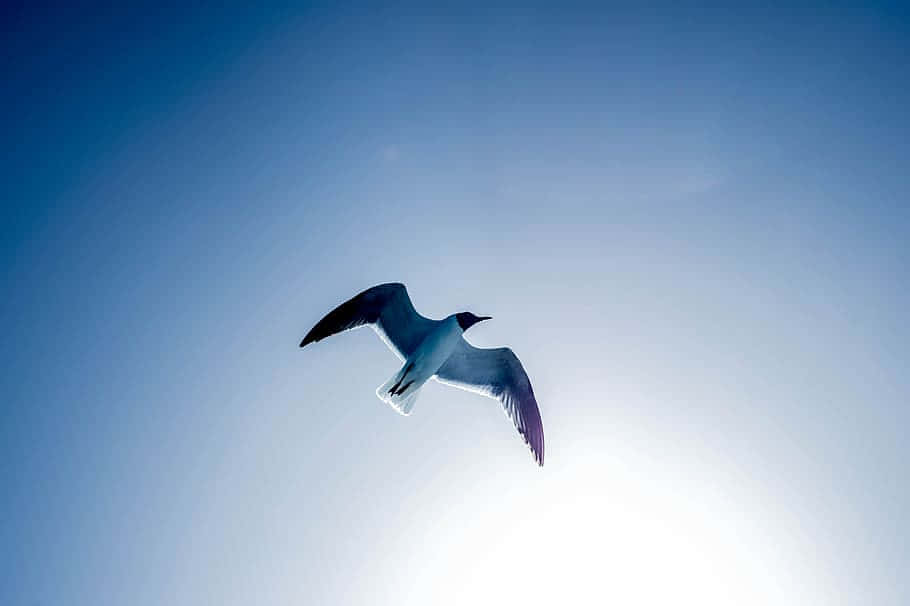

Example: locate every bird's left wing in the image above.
[435,340,545,465]
[299,283,436,359]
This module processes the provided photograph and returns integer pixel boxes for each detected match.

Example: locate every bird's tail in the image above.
[376,368,422,416]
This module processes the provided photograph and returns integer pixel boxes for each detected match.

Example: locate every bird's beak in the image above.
[478,316,493,322]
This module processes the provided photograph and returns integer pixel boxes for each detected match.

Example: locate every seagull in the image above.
[299,283,545,465]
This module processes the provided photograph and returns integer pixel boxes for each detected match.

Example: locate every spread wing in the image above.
[435,340,545,466]
[299,283,436,360]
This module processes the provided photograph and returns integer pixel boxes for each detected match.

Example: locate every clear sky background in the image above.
[2,3,909,605]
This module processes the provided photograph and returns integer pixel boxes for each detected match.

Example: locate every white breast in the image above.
[411,315,463,376]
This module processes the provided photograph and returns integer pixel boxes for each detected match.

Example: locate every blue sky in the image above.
[2,3,909,605]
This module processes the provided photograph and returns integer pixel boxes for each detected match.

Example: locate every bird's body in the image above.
[376,314,463,414]
[300,283,545,465]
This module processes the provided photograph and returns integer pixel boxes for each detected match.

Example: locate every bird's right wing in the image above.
[435,340,545,465]
[299,283,436,360]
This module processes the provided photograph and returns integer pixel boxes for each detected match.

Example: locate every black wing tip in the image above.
[532,439,545,466]
[299,331,319,348]
[519,427,545,466]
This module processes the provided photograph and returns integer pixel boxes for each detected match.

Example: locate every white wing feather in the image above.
[435,340,545,465]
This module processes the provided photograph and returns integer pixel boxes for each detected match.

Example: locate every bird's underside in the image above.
[374,315,462,416]
[299,282,545,466]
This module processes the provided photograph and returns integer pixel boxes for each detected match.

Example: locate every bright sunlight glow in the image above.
[370,443,834,606]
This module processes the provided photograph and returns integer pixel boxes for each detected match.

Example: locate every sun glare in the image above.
[372,447,831,606]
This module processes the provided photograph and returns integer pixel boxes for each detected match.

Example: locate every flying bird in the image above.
[299,283,545,465]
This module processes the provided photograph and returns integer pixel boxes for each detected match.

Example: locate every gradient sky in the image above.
[3,3,909,605]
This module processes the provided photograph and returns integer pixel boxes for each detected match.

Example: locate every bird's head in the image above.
[455,312,492,331]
